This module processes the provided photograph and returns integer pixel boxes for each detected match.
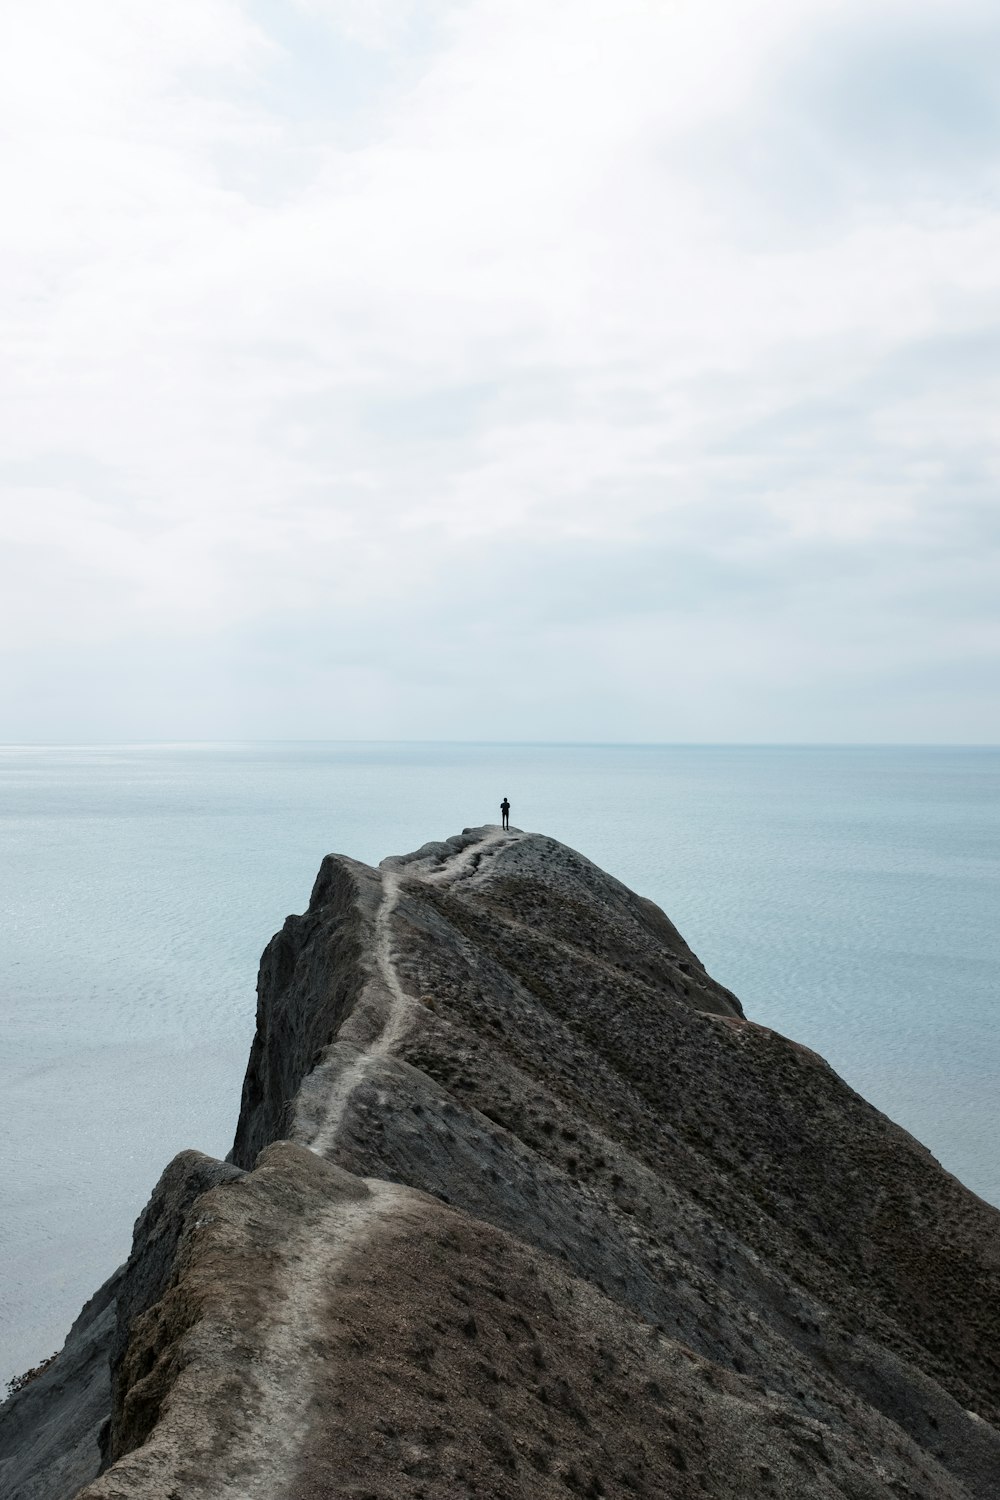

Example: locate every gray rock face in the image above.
[0,1269,122,1500]
[102,1152,245,1465]
[3,827,999,1499]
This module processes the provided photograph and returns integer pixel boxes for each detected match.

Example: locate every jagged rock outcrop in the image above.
[3,827,999,1499]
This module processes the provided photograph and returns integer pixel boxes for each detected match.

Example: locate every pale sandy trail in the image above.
[309,828,520,1159]
[176,844,539,1497]
[420,826,515,890]
[258,831,518,1487]
[202,1178,407,1500]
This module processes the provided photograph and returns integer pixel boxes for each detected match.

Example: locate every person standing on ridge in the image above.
[500,797,511,830]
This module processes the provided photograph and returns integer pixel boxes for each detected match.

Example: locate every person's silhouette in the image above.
[500,797,511,830]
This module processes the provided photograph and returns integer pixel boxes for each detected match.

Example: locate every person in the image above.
[500,797,511,830]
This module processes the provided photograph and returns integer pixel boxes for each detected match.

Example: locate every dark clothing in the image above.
[500,799,510,830]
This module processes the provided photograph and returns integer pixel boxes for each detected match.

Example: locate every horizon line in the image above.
[1,739,998,751]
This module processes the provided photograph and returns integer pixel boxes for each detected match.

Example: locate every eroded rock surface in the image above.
[3,827,999,1499]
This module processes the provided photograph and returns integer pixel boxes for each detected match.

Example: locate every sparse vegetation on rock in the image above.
[2,827,998,1499]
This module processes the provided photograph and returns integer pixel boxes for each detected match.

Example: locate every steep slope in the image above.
[3,827,998,1500]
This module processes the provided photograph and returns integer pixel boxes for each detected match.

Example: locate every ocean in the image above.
[1,742,998,1388]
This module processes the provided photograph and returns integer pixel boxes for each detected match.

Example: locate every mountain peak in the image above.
[4,830,998,1500]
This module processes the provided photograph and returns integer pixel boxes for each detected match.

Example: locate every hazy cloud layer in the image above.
[2,0,998,740]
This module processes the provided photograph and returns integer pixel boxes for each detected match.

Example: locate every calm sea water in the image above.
[1,742,998,1387]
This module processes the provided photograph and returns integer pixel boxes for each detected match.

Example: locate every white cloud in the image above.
[1,0,997,739]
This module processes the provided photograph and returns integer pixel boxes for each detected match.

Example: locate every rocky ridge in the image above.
[2,826,999,1499]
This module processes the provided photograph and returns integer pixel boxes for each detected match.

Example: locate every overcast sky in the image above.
[2,0,998,742]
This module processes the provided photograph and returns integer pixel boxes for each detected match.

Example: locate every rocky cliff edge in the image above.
[2,827,999,1500]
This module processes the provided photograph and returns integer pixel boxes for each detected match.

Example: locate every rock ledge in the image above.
[3,827,999,1500]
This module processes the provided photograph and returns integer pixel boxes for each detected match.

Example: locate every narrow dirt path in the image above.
[147,835,528,1496]
[422,826,516,890]
[309,828,521,1159]
[210,1178,408,1500]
